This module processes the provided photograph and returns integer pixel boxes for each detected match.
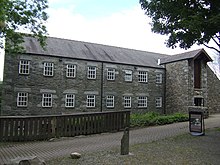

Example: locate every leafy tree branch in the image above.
[0,0,48,52]
[140,0,220,55]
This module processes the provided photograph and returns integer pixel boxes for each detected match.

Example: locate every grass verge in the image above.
[47,128,220,165]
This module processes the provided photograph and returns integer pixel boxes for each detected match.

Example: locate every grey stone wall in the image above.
[188,59,208,107]
[207,67,220,114]
[165,59,209,114]
[165,60,189,114]
[102,64,165,114]
[1,53,165,116]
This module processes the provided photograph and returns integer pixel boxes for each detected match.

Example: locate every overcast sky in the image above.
[46,0,205,54]
[0,0,218,80]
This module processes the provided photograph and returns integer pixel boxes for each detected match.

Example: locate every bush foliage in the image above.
[130,112,188,128]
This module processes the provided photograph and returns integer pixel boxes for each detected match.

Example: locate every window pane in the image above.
[17,92,28,107]
[194,98,204,106]
[124,96,131,108]
[156,74,162,83]
[107,69,115,80]
[138,96,147,107]
[124,70,132,82]
[65,94,75,107]
[87,66,96,79]
[19,60,30,75]
[156,97,162,107]
[42,93,52,107]
[87,95,95,107]
[66,64,76,78]
[43,62,54,76]
[106,95,114,108]
[138,71,147,82]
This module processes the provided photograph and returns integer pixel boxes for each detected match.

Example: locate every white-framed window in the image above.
[106,95,114,108]
[19,60,30,75]
[66,64,76,78]
[138,96,147,108]
[156,97,162,107]
[124,96,131,108]
[138,71,148,82]
[87,66,96,79]
[43,62,54,76]
[156,73,163,83]
[17,92,28,107]
[42,93,52,107]
[87,95,95,107]
[124,70,132,82]
[65,94,75,107]
[107,68,115,80]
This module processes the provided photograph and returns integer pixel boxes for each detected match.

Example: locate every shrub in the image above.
[130,112,159,127]
[130,112,188,128]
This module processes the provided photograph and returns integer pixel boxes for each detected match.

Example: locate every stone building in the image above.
[1,36,219,116]
[161,49,212,115]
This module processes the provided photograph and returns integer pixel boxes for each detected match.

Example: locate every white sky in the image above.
[46,1,204,54]
[0,0,218,80]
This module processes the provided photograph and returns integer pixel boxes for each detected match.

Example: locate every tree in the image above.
[0,81,2,112]
[0,0,48,52]
[140,0,220,54]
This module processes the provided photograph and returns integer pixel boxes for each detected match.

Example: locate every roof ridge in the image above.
[30,35,168,56]
[160,48,211,65]
[173,48,204,56]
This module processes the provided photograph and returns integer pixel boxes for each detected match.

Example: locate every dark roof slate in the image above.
[23,37,168,68]
[22,36,212,68]
[160,49,212,64]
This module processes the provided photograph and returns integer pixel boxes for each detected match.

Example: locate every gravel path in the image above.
[0,114,220,164]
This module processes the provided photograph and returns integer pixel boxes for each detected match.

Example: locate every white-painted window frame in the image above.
[124,70,132,82]
[138,71,148,82]
[107,68,115,80]
[156,73,163,83]
[43,62,54,76]
[86,95,95,107]
[156,97,162,107]
[87,66,96,79]
[138,96,147,108]
[106,95,114,108]
[66,64,76,78]
[19,60,30,75]
[65,94,75,107]
[17,92,28,107]
[42,93,53,107]
[124,96,131,108]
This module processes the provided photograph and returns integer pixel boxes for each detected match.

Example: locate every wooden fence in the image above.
[0,110,130,142]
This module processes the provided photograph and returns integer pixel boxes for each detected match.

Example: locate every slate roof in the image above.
[160,49,212,64]
[23,37,168,68]
[22,36,212,68]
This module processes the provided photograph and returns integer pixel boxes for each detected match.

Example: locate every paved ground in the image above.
[0,114,220,164]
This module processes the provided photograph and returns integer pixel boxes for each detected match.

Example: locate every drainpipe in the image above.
[163,65,167,115]
[100,62,104,112]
